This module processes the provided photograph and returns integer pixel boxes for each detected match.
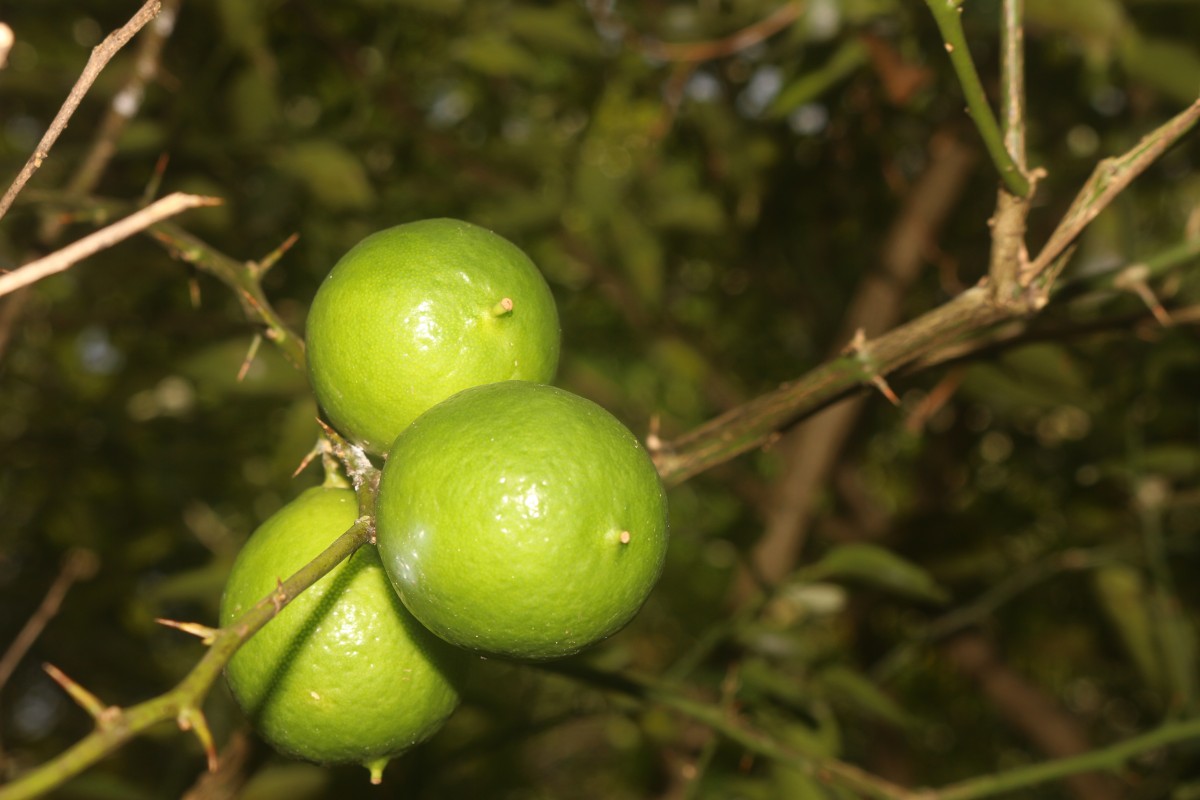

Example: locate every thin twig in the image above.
[0,193,221,298]
[149,224,307,371]
[537,662,920,800]
[41,0,183,243]
[0,520,372,800]
[17,191,307,372]
[1026,98,1200,283]
[0,0,163,221]
[654,104,1200,485]
[586,0,805,63]
[923,0,1030,197]
[930,718,1200,800]
[0,549,99,693]
[643,2,804,62]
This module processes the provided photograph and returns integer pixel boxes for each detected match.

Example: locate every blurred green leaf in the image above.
[227,67,281,142]
[508,6,604,59]
[1027,0,1126,56]
[271,140,376,211]
[768,38,869,118]
[1119,33,1200,106]
[1093,566,1163,691]
[816,664,916,729]
[610,208,665,307]
[452,34,543,80]
[802,543,950,604]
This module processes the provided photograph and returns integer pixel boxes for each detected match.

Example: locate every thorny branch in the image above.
[0,193,220,298]
[0,520,373,800]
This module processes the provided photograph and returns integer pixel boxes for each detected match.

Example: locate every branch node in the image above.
[272,579,287,613]
[316,418,377,491]
[841,328,900,404]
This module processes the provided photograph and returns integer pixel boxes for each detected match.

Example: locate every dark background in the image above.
[1,1,1198,797]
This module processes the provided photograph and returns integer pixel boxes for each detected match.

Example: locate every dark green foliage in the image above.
[1,0,1198,797]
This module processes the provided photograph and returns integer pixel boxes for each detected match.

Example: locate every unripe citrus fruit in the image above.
[220,486,468,780]
[305,219,560,455]
[375,381,669,660]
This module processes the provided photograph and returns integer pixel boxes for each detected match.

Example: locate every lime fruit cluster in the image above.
[304,218,561,456]
[223,218,667,780]
[219,487,468,781]
[376,380,670,660]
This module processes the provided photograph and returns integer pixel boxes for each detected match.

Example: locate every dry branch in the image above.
[0,0,163,221]
[0,193,221,298]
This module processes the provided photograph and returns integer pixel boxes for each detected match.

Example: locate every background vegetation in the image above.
[1,0,1198,798]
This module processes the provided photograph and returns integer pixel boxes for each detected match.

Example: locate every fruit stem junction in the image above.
[491,297,515,317]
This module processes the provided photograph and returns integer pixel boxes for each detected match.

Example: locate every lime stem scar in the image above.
[619,531,631,544]
[491,297,514,317]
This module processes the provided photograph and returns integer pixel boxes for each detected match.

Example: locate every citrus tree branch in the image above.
[0,193,220,298]
[653,102,1200,486]
[39,0,183,243]
[0,0,162,222]
[22,190,304,372]
[0,519,373,800]
[912,232,1200,370]
[1026,97,1200,283]
[0,550,99,694]
[148,223,307,371]
[653,284,1006,485]
[537,662,920,800]
[543,660,1200,800]
[923,0,1030,197]
[987,0,1035,309]
[930,717,1200,800]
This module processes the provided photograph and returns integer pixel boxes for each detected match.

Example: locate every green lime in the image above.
[220,486,468,781]
[375,381,669,660]
[305,218,560,455]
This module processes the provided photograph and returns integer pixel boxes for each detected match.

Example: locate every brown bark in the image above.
[943,633,1126,800]
[747,131,978,587]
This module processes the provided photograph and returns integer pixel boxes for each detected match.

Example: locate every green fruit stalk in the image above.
[220,487,469,781]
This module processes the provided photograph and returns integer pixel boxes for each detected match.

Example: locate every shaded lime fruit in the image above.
[305,219,560,455]
[376,381,669,660]
[220,486,468,781]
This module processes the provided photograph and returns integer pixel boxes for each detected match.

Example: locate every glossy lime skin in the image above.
[220,487,468,769]
[305,219,560,455]
[376,382,669,660]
